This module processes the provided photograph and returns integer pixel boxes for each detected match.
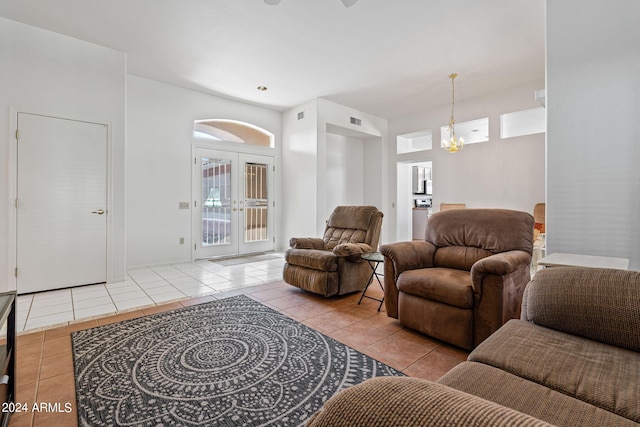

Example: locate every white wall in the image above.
[546,0,640,269]
[326,134,365,210]
[317,99,387,237]
[281,100,319,241]
[387,80,546,242]
[282,98,388,242]
[126,76,282,268]
[0,18,126,291]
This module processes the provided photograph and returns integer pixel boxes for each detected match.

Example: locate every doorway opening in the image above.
[396,160,433,242]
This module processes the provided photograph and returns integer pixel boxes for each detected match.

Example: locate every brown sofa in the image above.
[306,267,640,426]
[381,208,534,350]
[283,206,383,297]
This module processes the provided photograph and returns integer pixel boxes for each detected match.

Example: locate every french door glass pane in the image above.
[202,158,231,246]
[244,162,268,242]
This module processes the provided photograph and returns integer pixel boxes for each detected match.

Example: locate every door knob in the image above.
[91,209,105,215]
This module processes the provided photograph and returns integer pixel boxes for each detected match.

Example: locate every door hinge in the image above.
[15,130,19,140]
[273,165,275,172]
[15,199,18,209]
[194,200,197,207]
[273,236,276,243]
[194,157,197,165]
[272,201,275,207]
[194,244,197,250]
[14,268,18,278]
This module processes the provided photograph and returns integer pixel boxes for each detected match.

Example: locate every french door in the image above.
[193,148,274,259]
[16,113,108,293]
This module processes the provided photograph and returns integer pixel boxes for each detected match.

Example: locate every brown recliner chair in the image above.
[283,206,384,297]
[380,208,533,350]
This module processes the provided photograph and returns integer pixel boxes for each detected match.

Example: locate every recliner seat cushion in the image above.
[397,268,473,309]
[285,249,338,272]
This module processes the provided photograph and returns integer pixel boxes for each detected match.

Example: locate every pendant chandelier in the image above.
[443,73,463,153]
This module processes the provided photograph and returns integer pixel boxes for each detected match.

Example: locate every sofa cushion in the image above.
[523,266,640,352]
[397,267,473,309]
[440,362,638,427]
[285,249,338,272]
[468,320,640,423]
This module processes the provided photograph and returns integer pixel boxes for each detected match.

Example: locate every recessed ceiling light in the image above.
[257,86,268,91]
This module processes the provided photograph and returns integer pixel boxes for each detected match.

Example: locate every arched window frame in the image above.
[194,119,275,148]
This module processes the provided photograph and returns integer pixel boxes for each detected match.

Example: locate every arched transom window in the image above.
[194,119,274,148]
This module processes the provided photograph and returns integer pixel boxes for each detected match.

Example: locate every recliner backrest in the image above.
[426,208,534,270]
[323,206,383,251]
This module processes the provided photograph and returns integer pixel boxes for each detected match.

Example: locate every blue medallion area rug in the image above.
[71,295,403,426]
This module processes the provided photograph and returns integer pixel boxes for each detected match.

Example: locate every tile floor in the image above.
[16,256,285,332]
[9,255,468,427]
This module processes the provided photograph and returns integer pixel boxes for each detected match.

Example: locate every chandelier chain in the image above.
[449,73,458,127]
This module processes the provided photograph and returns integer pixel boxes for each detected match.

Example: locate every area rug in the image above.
[72,295,403,426]
[209,253,282,267]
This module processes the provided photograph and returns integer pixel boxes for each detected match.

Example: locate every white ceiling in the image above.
[0,0,545,119]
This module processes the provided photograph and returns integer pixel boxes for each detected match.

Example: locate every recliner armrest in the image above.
[470,250,532,346]
[471,250,531,278]
[289,237,325,250]
[380,241,436,319]
[379,241,436,278]
[333,243,372,262]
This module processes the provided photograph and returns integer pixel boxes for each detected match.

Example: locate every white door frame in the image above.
[7,108,114,292]
[191,145,275,260]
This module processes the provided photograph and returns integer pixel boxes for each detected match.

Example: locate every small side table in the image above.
[358,252,385,311]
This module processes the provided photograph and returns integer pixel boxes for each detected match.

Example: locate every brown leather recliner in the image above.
[380,208,534,350]
[283,206,384,297]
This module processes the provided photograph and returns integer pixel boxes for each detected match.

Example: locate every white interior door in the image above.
[193,148,274,259]
[16,113,108,294]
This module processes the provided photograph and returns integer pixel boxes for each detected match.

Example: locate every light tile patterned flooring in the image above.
[10,254,468,427]
[17,257,285,332]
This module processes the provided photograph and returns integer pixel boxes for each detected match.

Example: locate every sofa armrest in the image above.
[522,266,640,352]
[379,241,436,318]
[332,243,372,262]
[305,377,552,427]
[289,237,325,250]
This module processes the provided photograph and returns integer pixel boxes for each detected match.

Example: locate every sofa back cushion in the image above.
[426,209,534,270]
[523,266,640,352]
[323,206,383,251]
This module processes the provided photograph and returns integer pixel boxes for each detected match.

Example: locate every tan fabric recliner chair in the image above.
[283,206,383,297]
[380,208,534,350]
